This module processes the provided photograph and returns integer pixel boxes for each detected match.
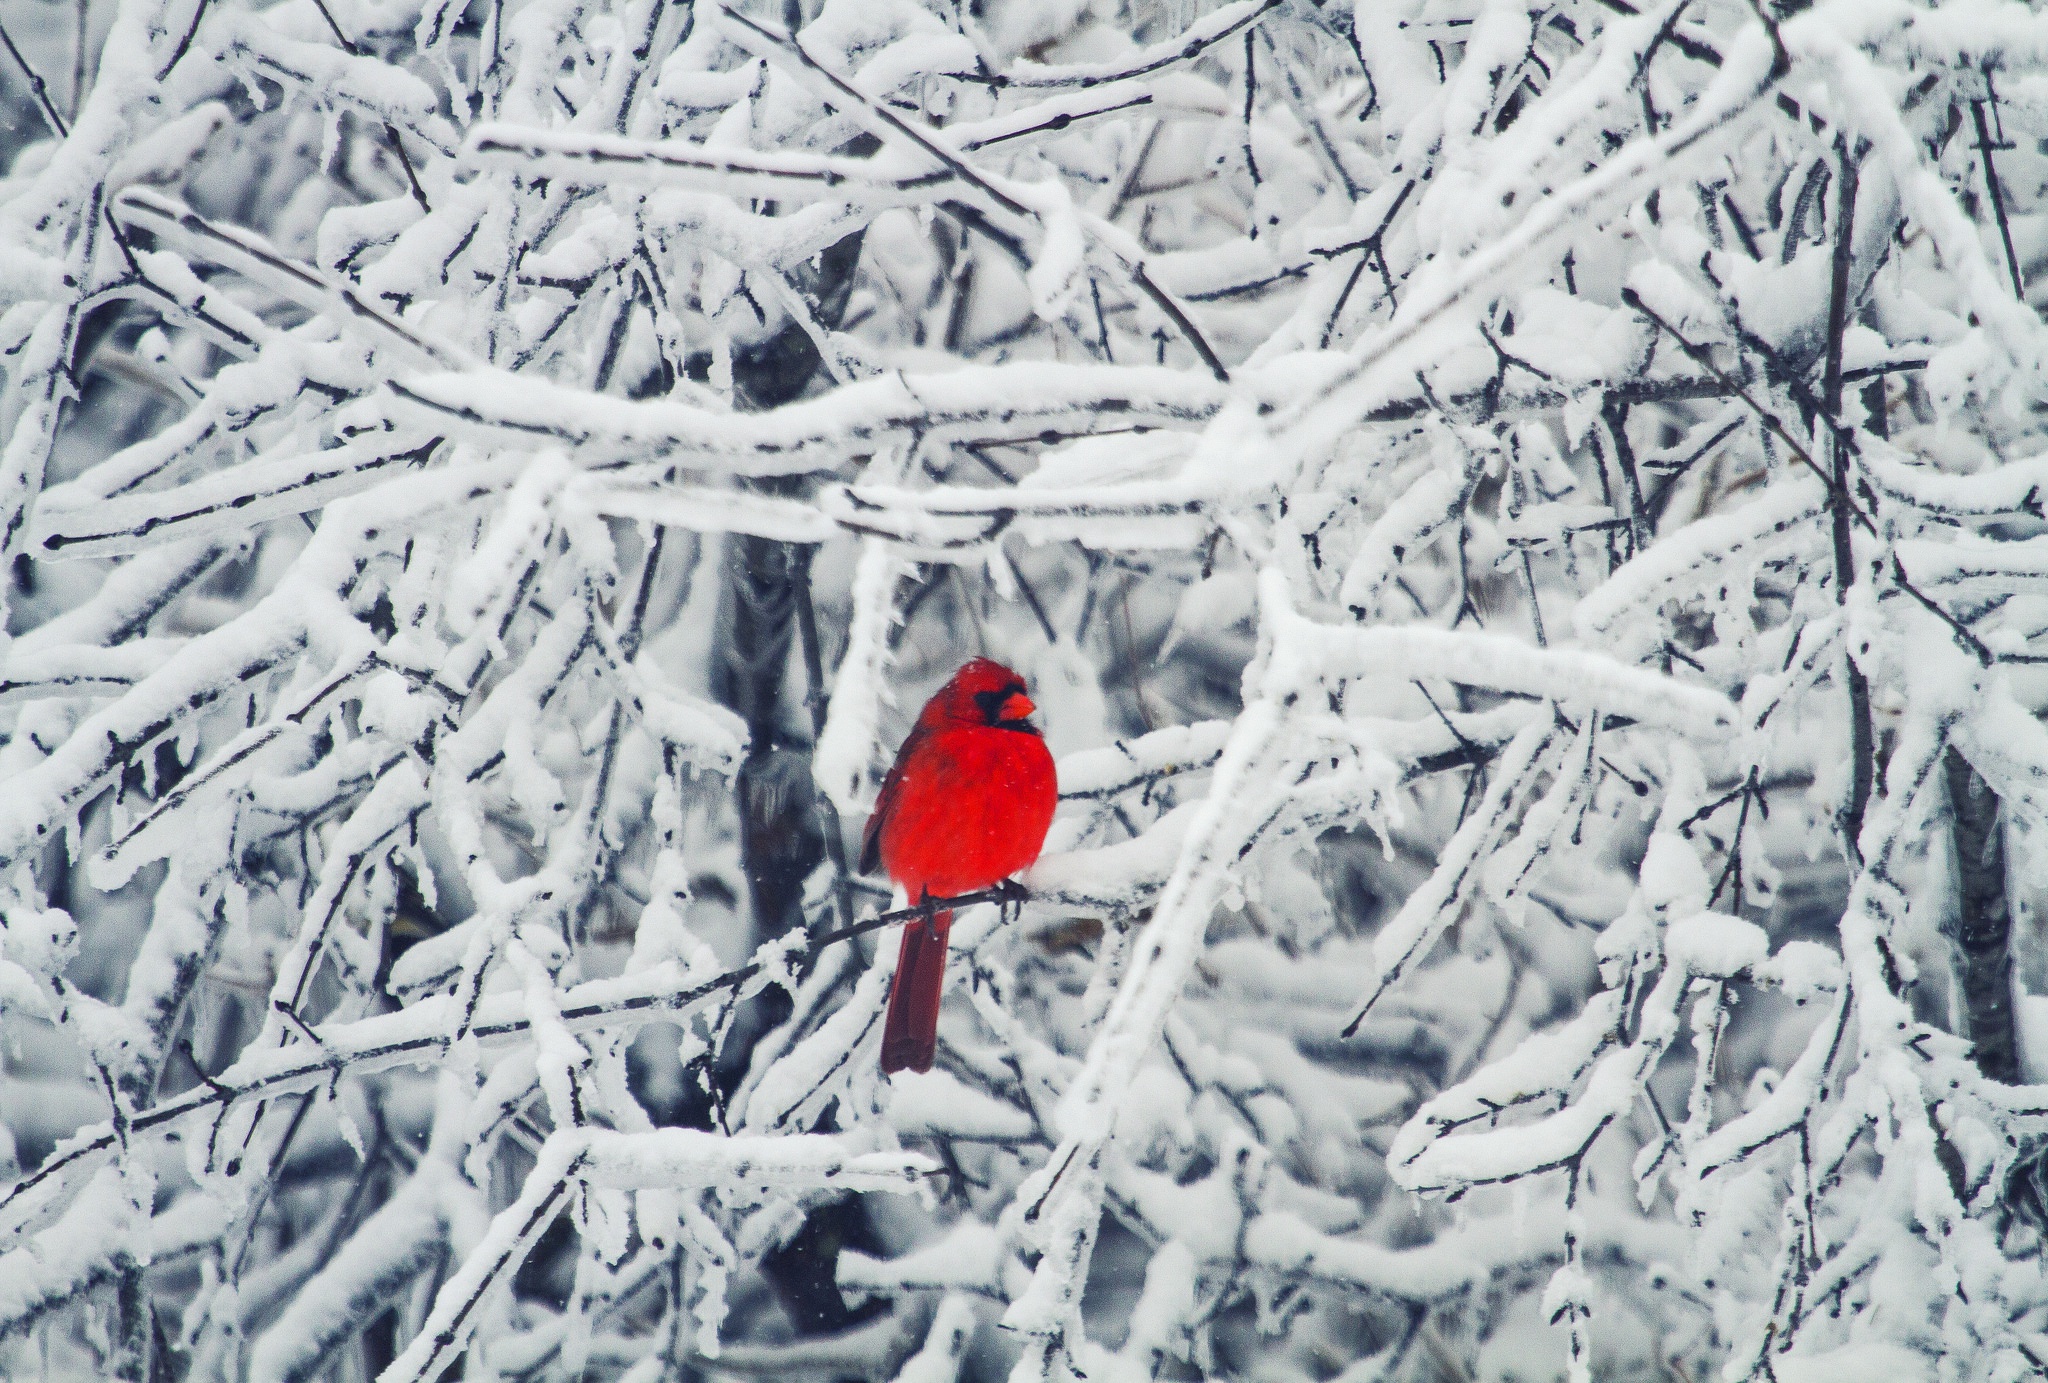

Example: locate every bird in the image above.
[862,658,1058,1075]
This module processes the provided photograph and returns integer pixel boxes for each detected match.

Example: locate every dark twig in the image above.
[1887,556,1999,668]
[1820,138,1873,861]
[0,16,69,136]
[155,0,211,81]
[944,0,1284,91]
[1129,261,1229,381]
[306,0,432,212]
[1945,747,2019,1085]
[1620,289,1874,535]
[1602,399,1649,554]
[1971,89,2025,301]
[961,94,1155,151]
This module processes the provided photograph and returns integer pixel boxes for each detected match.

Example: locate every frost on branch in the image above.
[5,0,2048,1377]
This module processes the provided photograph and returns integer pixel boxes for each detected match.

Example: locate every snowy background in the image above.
[4,0,2048,1377]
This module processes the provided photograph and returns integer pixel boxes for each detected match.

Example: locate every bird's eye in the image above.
[972,684,1034,724]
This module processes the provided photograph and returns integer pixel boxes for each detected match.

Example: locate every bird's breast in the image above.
[878,726,1057,898]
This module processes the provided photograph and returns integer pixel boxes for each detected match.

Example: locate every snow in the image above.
[891,1293,978,1383]
[245,1166,453,1383]
[1663,913,1769,981]
[883,1069,1036,1142]
[1290,611,1736,738]
[1772,1341,1931,1383]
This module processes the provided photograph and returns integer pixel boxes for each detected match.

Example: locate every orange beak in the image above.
[1000,691,1037,722]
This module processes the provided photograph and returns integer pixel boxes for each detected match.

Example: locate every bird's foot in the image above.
[990,877,1030,919]
[987,881,1032,913]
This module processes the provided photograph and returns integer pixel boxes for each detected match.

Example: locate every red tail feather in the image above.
[880,911,952,1074]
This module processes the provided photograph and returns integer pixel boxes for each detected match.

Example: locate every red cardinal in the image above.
[862,658,1057,1075]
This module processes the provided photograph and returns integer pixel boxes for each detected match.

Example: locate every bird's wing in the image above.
[860,737,915,876]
